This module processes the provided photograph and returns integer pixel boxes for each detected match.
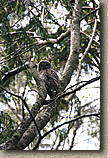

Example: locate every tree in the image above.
[0,0,100,150]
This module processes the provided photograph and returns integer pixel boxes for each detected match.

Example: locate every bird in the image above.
[38,60,59,98]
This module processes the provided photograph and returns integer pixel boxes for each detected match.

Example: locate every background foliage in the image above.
[0,0,100,150]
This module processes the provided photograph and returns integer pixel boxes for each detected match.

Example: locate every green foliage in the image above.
[0,0,100,150]
[0,111,18,144]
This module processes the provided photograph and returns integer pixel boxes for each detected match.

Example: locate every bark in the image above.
[59,0,82,90]
[3,0,82,150]
[4,63,47,149]
[6,99,59,149]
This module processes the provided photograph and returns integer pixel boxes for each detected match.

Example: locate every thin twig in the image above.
[0,85,41,138]
[45,76,100,105]
[76,17,98,82]
[32,112,100,150]
[80,30,100,45]
[80,7,100,21]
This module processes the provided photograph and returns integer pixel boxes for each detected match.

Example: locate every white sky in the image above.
[1,0,100,150]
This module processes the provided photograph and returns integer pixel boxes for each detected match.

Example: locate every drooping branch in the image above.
[0,1,100,150]
[32,112,100,150]
[46,76,100,104]
[3,75,100,150]
[0,5,100,69]
[0,85,41,138]
[2,62,29,83]
[75,17,98,82]
[0,5,100,67]
[3,63,47,149]
[1,1,83,150]
[80,7,100,21]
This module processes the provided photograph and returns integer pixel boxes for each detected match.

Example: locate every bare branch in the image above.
[46,76,100,105]
[5,76,100,150]
[33,112,100,150]
[2,62,29,83]
[2,63,47,149]
[0,1,100,150]
[59,0,82,91]
[80,7,100,21]
[0,85,41,138]
[80,30,100,45]
[76,17,98,82]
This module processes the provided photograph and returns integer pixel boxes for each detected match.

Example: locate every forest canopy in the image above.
[0,0,100,150]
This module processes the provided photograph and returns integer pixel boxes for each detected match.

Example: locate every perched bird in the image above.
[38,60,59,98]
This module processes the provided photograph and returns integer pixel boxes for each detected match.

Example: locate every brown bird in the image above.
[38,60,59,98]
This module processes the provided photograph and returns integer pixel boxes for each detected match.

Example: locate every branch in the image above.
[6,76,100,150]
[2,62,29,83]
[62,76,100,97]
[0,6,100,67]
[0,6,100,65]
[1,2,100,150]
[59,0,82,91]
[28,62,47,99]
[80,7,100,21]
[0,85,41,138]
[76,17,98,82]
[33,112,100,150]
[0,42,38,65]
[3,63,47,149]
[46,76,100,104]
[80,30,100,45]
